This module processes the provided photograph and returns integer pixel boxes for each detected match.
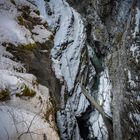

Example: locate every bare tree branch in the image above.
[3,127,9,140]
[18,110,42,140]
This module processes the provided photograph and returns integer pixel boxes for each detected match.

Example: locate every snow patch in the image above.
[98,69,112,117]
[130,44,139,63]
[133,7,140,37]
[0,16,34,45]
[0,0,34,45]
[0,105,59,140]
[32,25,52,43]
[90,111,108,140]
[128,70,136,88]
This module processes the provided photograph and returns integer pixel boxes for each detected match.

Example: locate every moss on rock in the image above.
[95,27,102,39]
[16,85,36,97]
[17,15,26,26]
[19,43,37,50]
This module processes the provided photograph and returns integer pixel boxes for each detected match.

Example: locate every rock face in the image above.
[67,0,140,140]
[0,0,140,140]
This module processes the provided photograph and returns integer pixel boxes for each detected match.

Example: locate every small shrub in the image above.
[0,89,10,101]
[17,15,26,26]
[16,85,36,97]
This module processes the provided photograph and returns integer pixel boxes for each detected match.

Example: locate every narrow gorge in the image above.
[0,0,139,140]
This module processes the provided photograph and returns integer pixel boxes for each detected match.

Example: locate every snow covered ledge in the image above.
[0,0,60,139]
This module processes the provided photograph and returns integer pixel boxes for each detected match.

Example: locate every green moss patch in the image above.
[17,15,26,26]
[19,43,37,51]
[16,85,36,97]
[0,89,10,101]
[95,27,102,39]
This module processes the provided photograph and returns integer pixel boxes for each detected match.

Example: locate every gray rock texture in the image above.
[66,0,140,140]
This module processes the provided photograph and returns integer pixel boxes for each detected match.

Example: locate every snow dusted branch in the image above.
[18,110,43,140]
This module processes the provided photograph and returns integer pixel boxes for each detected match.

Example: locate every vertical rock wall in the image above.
[67,0,140,140]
